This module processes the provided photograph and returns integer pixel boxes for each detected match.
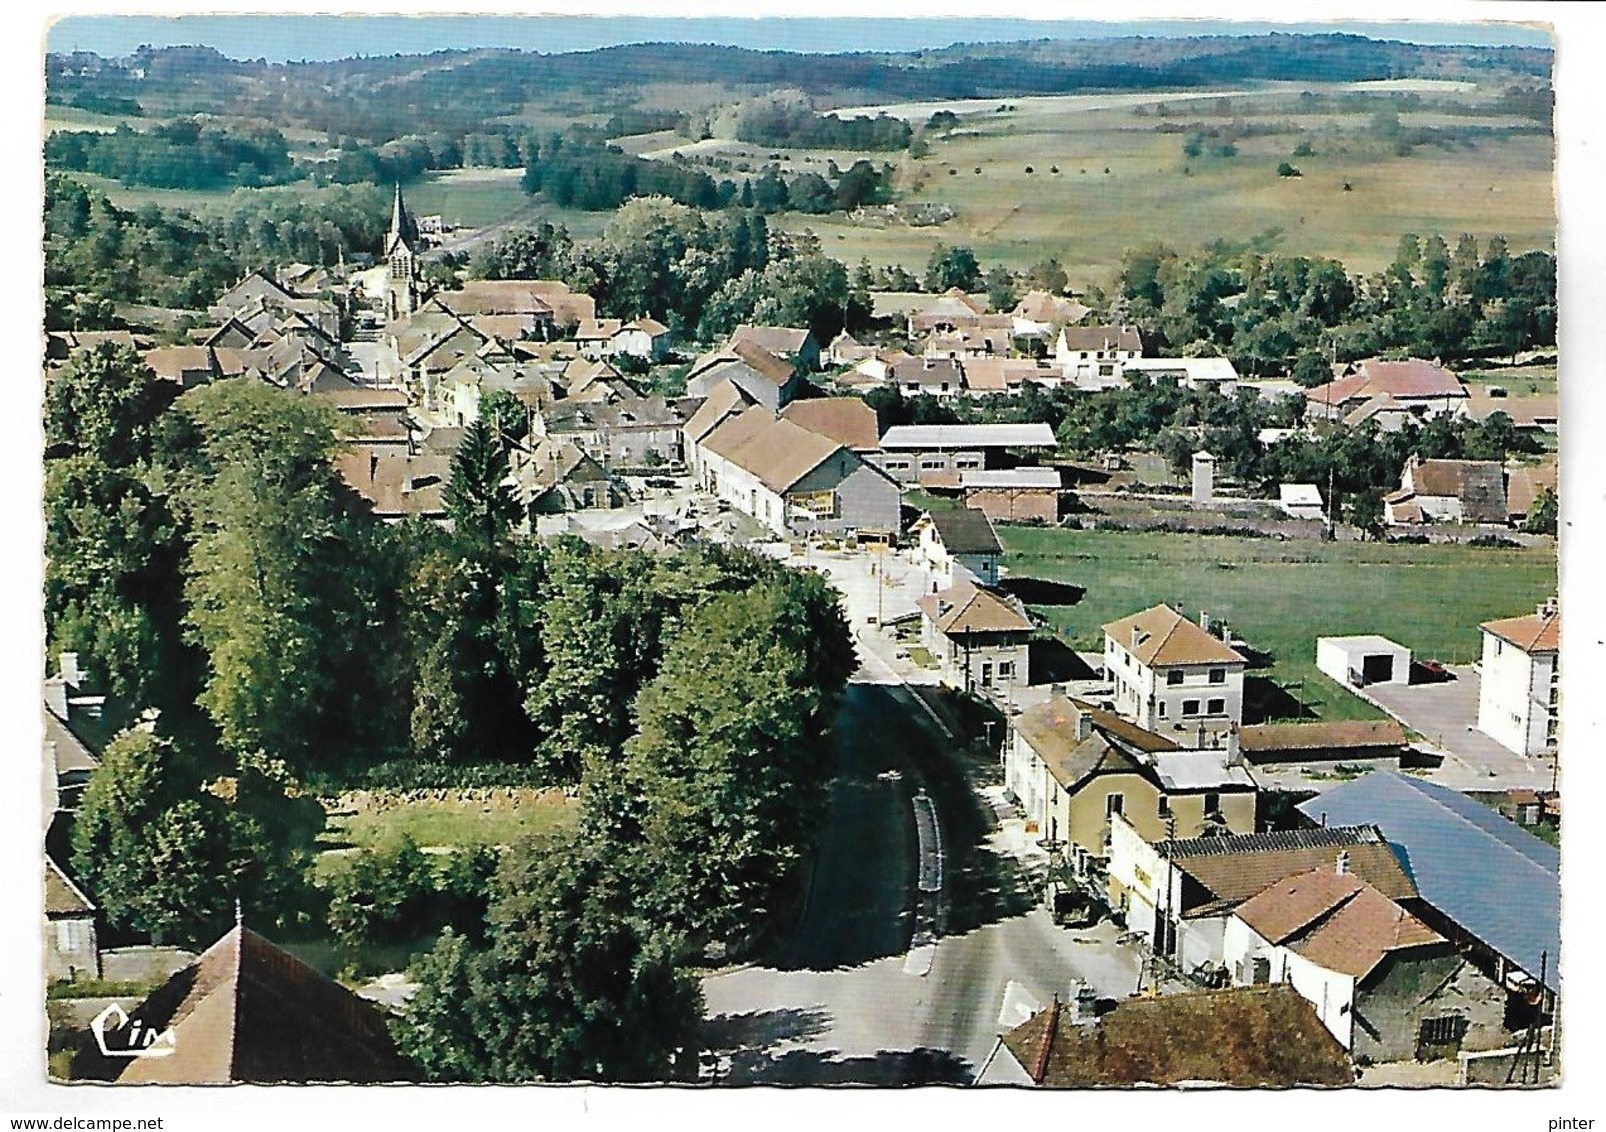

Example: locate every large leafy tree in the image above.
[70,728,232,946]
[604,575,854,945]
[43,344,195,715]
[394,834,702,1083]
[169,379,398,769]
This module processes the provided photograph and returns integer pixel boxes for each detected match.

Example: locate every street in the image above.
[700,676,1149,1085]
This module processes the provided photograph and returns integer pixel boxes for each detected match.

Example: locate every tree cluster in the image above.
[45,119,295,190]
[1114,232,1556,375]
[733,103,912,151]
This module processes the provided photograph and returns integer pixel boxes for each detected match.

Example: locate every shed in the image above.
[1316,635,1412,688]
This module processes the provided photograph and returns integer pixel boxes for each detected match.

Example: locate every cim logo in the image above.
[90,1002,176,1059]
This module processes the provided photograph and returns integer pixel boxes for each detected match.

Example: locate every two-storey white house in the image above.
[910,507,1003,590]
[1102,605,1247,742]
[1476,601,1559,756]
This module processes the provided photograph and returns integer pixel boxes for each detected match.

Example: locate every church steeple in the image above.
[384,183,420,320]
[387,182,418,254]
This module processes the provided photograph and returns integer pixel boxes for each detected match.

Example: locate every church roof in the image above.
[386,183,418,254]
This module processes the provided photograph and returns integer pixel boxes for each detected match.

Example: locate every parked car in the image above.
[1418,659,1452,682]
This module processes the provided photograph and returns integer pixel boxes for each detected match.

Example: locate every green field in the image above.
[773,84,1554,283]
[1001,526,1556,722]
[319,788,580,857]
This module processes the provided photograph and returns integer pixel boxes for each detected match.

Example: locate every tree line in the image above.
[1110,232,1556,376]
[45,119,296,190]
[49,347,855,1078]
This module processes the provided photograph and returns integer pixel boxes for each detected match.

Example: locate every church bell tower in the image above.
[384,183,420,321]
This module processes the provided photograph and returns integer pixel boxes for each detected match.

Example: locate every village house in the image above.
[981,985,1352,1087]
[1384,456,1508,526]
[574,317,672,362]
[957,357,1062,396]
[777,398,881,453]
[888,355,967,399]
[1010,289,1093,332]
[823,330,878,367]
[1004,694,1255,877]
[728,324,820,372]
[539,392,696,469]
[1054,325,1146,389]
[1504,460,1558,526]
[1107,819,1418,984]
[514,438,629,514]
[1476,601,1559,756]
[684,340,802,412]
[694,405,900,539]
[1223,861,1508,1063]
[907,288,991,336]
[916,580,1033,693]
[910,506,1003,588]
[922,322,1013,360]
[1297,772,1560,1022]
[1120,355,1241,395]
[1302,358,1470,429]
[872,423,1058,485]
[438,356,556,427]
[69,925,411,1084]
[45,855,99,983]
[334,445,450,522]
[1103,605,1247,741]
[683,381,756,477]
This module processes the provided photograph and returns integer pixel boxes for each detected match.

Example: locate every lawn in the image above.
[1000,526,1556,722]
[317,787,580,861]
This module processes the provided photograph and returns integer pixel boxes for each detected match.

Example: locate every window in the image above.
[920,458,946,470]
[999,661,1015,680]
[1157,702,1168,719]
[1207,697,1226,715]
[1208,668,1226,684]
[1204,792,1220,814]
[1157,795,1170,818]
[1166,671,1184,686]
[56,920,84,952]
[1105,794,1125,817]
[1182,700,1200,717]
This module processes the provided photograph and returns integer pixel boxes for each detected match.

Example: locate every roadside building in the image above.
[1224,862,1507,1062]
[1054,324,1146,389]
[1476,602,1559,756]
[728,324,819,372]
[1297,771,1560,1008]
[1121,356,1240,395]
[987,985,1352,1087]
[917,581,1033,693]
[1005,694,1255,876]
[514,438,629,514]
[45,856,99,983]
[910,506,1003,588]
[778,397,880,453]
[1107,819,1417,983]
[1278,483,1326,521]
[1102,605,1247,740]
[696,406,900,539]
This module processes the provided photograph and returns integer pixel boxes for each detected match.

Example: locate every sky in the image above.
[44,14,1553,63]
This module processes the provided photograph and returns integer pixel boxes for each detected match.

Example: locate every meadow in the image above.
[772,83,1555,283]
[1000,526,1557,722]
[316,786,579,869]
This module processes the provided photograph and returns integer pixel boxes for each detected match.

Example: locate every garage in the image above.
[1316,635,1414,689]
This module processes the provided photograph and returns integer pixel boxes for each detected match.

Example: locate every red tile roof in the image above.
[1481,610,1559,653]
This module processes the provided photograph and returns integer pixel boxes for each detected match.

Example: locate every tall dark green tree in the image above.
[444,419,521,548]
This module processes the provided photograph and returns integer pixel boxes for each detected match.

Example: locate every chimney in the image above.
[1075,707,1094,742]
[1131,626,1141,650]
[1199,609,1210,634]
[1070,983,1099,1025]
[1335,851,1351,876]
[369,453,379,482]
[58,652,82,689]
[1226,722,1242,767]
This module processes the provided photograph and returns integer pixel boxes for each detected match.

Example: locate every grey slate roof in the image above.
[1297,771,1559,993]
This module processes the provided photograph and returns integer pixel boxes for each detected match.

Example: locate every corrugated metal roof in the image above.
[1297,771,1560,992]
[879,423,1057,450]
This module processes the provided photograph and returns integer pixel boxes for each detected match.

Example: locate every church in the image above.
[383,182,421,320]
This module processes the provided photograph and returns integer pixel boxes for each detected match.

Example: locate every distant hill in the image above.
[46,33,1551,147]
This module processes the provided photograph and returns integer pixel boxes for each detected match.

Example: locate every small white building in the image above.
[1278,484,1325,521]
[1476,603,1559,756]
[1191,451,1215,505]
[1102,605,1247,742]
[1315,635,1412,689]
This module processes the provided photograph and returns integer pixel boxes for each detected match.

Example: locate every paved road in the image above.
[701,679,1150,1085]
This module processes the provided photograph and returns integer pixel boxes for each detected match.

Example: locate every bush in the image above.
[1277,162,1303,178]
[326,836,499,948]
